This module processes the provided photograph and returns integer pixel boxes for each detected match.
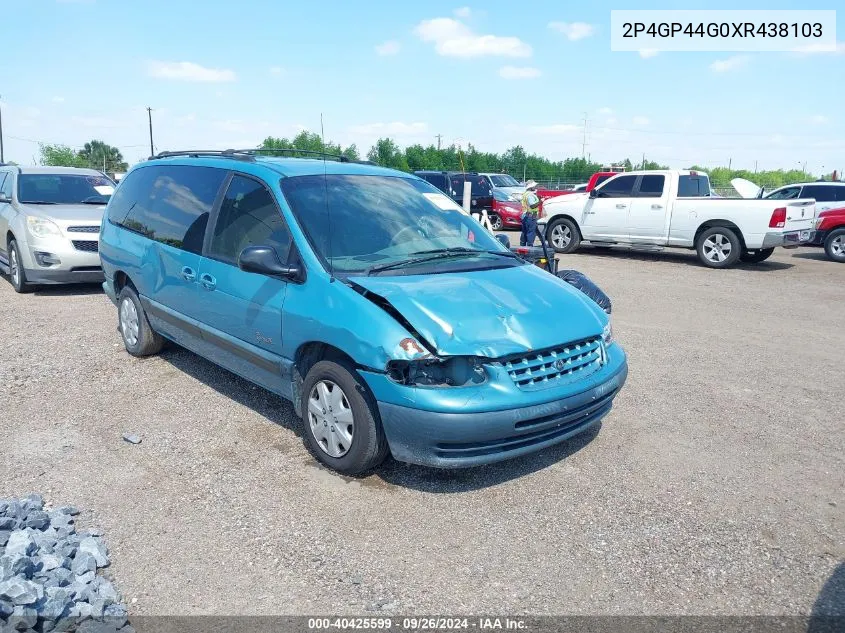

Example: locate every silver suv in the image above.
[0,166,114,292]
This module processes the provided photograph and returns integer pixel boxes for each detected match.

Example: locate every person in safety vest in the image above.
[520,180,541,246]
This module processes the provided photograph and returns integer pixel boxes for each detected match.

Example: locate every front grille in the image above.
[67,225,100,233]
[502,336,604,390]
[72,240,99,253]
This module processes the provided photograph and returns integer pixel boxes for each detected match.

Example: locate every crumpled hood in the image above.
[348,264,606,358]
[19,203,106,224]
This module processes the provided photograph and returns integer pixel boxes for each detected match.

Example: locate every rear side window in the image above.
[423,174,448,192]
[677,176,711,197]
[636,175,665,197]
[111,165,226,254]
[597,175,637,197]
[208,175,292,264]
[802,185,844,202]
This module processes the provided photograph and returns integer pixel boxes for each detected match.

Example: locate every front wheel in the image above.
[824,228,845,262]
[301,360,389,475]
[546,218,581,254]
[7,240,34,294]
[739,247,775,264]
[696,226,741,268]
[488,213,502,231]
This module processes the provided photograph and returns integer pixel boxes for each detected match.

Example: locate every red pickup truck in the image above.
[809,207,845,262]
[535,171,620,205]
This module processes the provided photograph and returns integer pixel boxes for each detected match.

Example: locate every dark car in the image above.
[414,171,494,214]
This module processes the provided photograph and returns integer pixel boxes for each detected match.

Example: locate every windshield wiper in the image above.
[78,200,109,204]
[366,248,518,275]
[20,200,58,205]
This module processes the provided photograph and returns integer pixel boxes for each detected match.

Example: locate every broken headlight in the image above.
[386,356,488,387]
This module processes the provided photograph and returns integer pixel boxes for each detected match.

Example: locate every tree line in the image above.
[37,132,820,190]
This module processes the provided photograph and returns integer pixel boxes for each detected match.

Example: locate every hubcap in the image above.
[308,380,354,458]
[119,298,140,347]
[490,214,502,230]
[832,235,844,257]
[551,224,571,249]
[703,233,732,262]
[9,248,19,286]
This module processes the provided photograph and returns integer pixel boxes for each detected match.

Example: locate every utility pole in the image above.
[0,95,5,163]
[728,157,732,170]
[754,160,757,174]
[581,112,588,158]
[642,153,645,169]
[435,134,442,151]
[146,107,155,157]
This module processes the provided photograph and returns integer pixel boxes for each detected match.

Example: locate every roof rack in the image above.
[151,148,352,163]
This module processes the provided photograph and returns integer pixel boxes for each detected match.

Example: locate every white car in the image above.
[761,182,845,214]
[538,170,815,268]
[478,173,524,201]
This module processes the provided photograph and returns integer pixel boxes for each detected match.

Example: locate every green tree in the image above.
[39,144,86,168]
[260,131,359,161]
[367,138,408,171]
[78,140,128,172]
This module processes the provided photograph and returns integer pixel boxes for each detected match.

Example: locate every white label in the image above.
[423,192,463,212]
[93,185,114,196]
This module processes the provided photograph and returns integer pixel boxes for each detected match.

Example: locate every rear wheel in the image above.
[739,247,775,264]
[824,228,845,262]
[117,286,164,357]
[547,218,581,254]
[696,226,741,268]
[301,359,389,475]
[7,240,33,293]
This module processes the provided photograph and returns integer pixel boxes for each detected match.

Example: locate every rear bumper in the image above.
[375,357,628,468]
[761,230,813,249]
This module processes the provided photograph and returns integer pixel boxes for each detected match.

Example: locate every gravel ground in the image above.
[0,245,842,616]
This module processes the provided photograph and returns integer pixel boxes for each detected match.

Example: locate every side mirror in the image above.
[238,245,301,280]
[0,194,11,204]
[495,234,511,248]
[589,189,598,199]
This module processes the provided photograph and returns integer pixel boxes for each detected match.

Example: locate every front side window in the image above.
[116,165,226,254]
[764,186,801,200]
[281,175,516,276]
[17,173,115,204]
[209,175,292,264]
[0,173,11,199]
[596,175,637,198]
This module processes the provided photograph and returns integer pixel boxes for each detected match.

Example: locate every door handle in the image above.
[615,204,626,209]
[651,204,663,209]
[199,273,217,291]
[181,267,196,282]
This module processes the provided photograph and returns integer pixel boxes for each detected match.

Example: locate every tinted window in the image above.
[801,185,843,202]
[423,174,448,192]
[107,167,158,225]
[0,173,10,199]
[451,175,491,197]
[597,175,637,197]
[765,186,800,200]
[637,175,665,197]
[594,174,613,187]
[17,173,114,204]
[117,165,226,254]
[677,176,711,197]
[209,175,291,264]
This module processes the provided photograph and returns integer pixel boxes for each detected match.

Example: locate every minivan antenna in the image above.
[321,113,335,283]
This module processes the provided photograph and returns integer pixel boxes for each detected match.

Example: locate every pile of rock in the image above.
[0,494,131,633]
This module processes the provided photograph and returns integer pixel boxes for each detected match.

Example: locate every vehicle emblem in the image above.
[554,359,565,371]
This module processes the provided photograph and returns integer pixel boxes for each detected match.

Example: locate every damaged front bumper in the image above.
[359,344,628,468]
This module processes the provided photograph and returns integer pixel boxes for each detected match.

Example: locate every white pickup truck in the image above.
[538,170,815,268]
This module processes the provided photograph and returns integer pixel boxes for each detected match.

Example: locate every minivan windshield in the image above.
[18,174,115,204]
[490,175,520,187]
[281,175,517,276]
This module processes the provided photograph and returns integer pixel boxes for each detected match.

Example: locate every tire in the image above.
[7,240,34,294]
[117,285,164,357]
[301,359,389,475]
[823,228,845,263]
[739,247,775,264]
[696,226,742,268]
[488,213,502,231]
[546,217,581,254]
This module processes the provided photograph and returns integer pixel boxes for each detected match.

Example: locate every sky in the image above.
[0,0,843,175]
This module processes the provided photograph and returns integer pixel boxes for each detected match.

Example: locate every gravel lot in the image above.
[1,245,842,616]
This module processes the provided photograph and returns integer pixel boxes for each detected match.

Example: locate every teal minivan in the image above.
[99,150,628,474]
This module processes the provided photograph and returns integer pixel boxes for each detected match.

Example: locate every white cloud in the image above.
[598,107,613,115]
[375,40,401,56]
[349,122,428,136]
[709,55,748,73]
[269,66,284,75]
[454,6,471,18]
[632,116,650,126]
[499,65,541,79]
[147,61,236,82]
[791,41,845,55]
[605,117,618,126]
[414,18,531,58]
[809,115,829,125]
[548,22,595,41]
[638,48,659,59]
[51,96,65,103]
